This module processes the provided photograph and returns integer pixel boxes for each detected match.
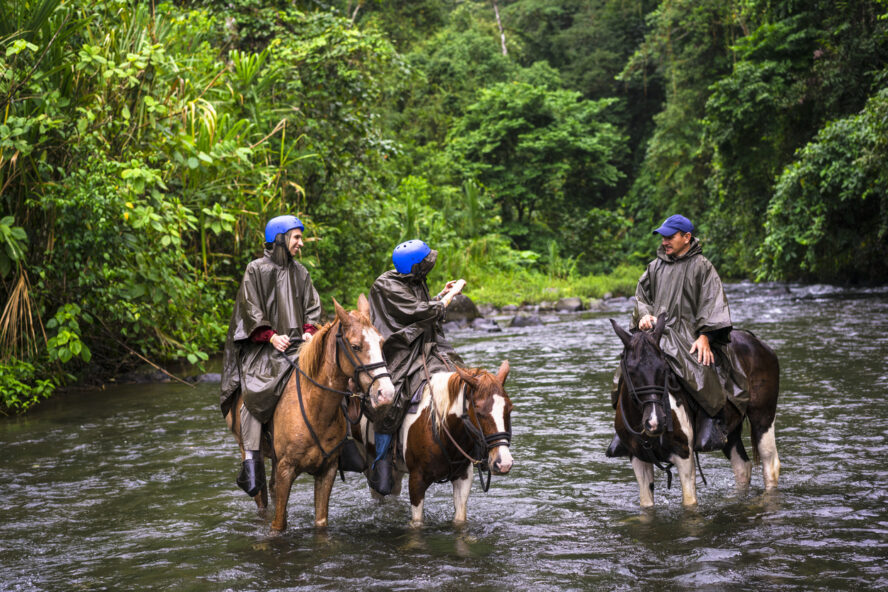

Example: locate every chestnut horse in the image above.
[360,361,514,527]
[610,315,780,507]
[227,295,395,531]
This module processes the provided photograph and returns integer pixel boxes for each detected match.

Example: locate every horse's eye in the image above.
[351,343,361,352]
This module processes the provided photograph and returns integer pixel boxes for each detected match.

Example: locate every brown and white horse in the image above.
[227,295,395,531]
[360,361,514,526]
[610,315,780,507]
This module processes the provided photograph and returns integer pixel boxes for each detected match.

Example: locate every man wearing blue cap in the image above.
[220,215,322,497]
[607,214,749,455]
[365,239,464,495]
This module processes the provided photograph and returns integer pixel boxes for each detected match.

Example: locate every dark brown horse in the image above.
[359,361,513,526]
[227,295,395,531]
[610,315,780,507]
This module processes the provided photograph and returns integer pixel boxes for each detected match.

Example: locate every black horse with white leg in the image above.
[609,314,780,507]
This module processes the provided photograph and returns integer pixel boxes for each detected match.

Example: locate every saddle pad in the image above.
[406,381,428,415]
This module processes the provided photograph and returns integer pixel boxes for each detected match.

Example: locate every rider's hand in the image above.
[690,334,713,366]
[639,314,657,331]
[301,332,313,342]
[270,333,291,352]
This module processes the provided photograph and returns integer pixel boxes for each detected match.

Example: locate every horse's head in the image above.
[333,295,396,409]
[610,314,670,437]
[455,361,514,475]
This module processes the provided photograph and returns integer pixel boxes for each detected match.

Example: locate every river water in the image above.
[1,282,886,591]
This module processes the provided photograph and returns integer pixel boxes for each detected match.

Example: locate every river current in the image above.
[1,282,886,591]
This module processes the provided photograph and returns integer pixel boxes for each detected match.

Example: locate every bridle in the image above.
[618,354,673,437]
[617,348,676,486]
[432,378,512,492]
[614,330,709,490]
[334,324,391,401]
[281,320,391,461]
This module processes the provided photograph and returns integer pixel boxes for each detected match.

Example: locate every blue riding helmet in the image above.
[264,215,304,243]
[392,239,431,274]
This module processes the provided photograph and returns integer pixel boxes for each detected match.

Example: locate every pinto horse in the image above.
[359,361,514,526]
[610,315,780,507]
[227,295,395,531]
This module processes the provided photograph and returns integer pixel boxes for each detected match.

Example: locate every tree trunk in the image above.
[492,1,507,56]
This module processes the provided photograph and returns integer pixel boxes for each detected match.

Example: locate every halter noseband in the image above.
[335,324,391,401]
[619,353,673,435]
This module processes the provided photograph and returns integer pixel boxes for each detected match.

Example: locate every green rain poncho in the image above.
[368,258,459,433]
[219,246,321,423]
[631,238,749,416]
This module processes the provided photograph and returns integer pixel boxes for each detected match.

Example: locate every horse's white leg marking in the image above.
[489,394,513,473]
[757,423,780,489]
[672,453,697,506]
[632,457,655,507]
[410,498,425,528]
[730,445,752,489]
[667,393,697,505]
[452,464,473,524]
[362,328,396,405]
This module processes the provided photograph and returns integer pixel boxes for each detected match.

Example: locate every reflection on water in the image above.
[1,282,886,591]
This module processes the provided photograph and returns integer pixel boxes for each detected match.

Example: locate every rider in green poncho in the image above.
[365,239,464,495]
[220,215,322,497]
[608,215,749,455]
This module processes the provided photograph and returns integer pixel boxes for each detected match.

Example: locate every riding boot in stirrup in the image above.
[368,455,394,496]
[695,411,728,452]
[236,454,266,497]
[605,433,629,458]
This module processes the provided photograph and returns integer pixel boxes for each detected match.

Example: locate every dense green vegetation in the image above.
[2,0,886,412]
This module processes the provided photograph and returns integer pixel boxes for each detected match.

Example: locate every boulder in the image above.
[445,294,481,323]
[471,317,502,332]
[555,297,584,312]
[509,313,543,328]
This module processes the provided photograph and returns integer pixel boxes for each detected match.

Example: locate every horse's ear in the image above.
[610,318,632,349]
[496,360,510,385]
[454,365,479,388]
[333,298,350,327]
[357,293,371,316]
[652,313,667,343]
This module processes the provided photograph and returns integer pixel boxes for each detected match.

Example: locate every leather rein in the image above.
[422,353,511,492]
[281,322,391,461]
[617,353,708,488]
[618,355,676,486]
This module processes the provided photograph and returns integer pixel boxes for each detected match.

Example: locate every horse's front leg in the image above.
[313,458,339,528]
[452,464,473,525]
[631,457,655,507]
[408,470,430,528]
[671,452,697,506]
[271,458,298,532]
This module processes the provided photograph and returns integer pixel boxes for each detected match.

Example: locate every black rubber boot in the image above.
[695,411,728,452]
[605,433,629,458]
[367,455,394,496]
[236,457,266,497]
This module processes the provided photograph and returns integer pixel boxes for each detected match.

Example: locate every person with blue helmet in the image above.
[606,214,749,457]
[365,239,465,495]
[220,214,322,497]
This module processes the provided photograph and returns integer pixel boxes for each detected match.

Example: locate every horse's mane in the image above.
[296,320,336,379]
[428,367,490,427]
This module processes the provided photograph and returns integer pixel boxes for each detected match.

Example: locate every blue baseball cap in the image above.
[653,214,695,236]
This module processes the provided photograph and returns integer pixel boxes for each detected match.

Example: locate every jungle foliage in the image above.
[1,0,886,411]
